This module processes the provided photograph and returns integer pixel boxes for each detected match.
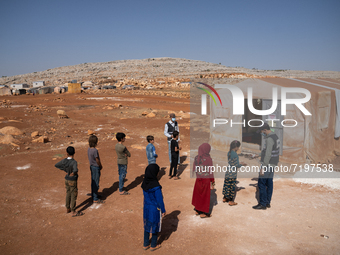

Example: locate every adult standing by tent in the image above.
[253,123,280,210]
[192,143,215,218]
[164,113,181,165]
[141,164,166,251]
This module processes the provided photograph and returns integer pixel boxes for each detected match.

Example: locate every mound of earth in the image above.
[0,126,24,136]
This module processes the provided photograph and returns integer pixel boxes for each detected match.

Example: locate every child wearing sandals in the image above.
[115,132,131,195]
[55,146,83,217]
[222,140,246,206]
[88,135,105,203]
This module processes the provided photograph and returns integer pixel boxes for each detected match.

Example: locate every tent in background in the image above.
[0,87,12,96]
[209,78,340,164]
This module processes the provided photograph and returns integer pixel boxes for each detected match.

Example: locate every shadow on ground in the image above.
[158,210,181,245]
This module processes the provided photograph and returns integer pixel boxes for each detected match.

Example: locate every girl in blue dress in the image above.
[141,164,166,251]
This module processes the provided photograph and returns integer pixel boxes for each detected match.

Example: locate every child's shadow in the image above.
[76,181,120,213]
[75,198,93,213]
[234,186,245,201]
[101,181,120,199]
[125,174,144,191]
[177,164,188,178]
[158,167,166,181]
[209,188,218,215]
[249,177,259,203]
[179,155,187,164]
[158,210,181,245]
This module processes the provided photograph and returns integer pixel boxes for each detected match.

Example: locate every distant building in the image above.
[33,81,45,87]
[10,84,29,89]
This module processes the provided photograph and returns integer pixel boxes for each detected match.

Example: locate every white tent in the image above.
[209,78,340,164]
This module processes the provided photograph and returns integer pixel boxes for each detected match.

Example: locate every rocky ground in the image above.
[0,91,339,255]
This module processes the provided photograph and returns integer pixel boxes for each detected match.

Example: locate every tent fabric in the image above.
[260,78,338,163]
[0,87,12,96]
[210,78,338,164]
[289,78,340,138]
[54,87,61,93]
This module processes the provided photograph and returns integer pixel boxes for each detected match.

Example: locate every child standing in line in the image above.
[169,131,181,180]
[87,135,104,203]
[115,132,131,195]
[55,146,83,217]
[222,140,247,206]
[146,135,158,165]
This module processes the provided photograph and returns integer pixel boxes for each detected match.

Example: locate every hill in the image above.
[1,57,339,87]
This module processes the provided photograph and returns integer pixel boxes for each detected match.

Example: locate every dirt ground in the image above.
[0,92,339,255]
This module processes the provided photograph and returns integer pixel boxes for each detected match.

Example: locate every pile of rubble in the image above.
[44,97,65,102]
[0,126,24,148]
[0,99,13,108]
[141,110,157,118]
[25,104,51,113]
[31,131,49,143]
[102,103,123,110]
[84,88,190,99]
[109,77,191,89]
[0,125,56,151]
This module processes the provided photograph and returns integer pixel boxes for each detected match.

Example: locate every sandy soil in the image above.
[0,93,339,255]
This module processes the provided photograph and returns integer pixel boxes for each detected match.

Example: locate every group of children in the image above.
[54,127,249,251]
[55,132,131,216]
[54,127,183,251]
[54,129,181,215]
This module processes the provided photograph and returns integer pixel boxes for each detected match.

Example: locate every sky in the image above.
[0,0,339,76]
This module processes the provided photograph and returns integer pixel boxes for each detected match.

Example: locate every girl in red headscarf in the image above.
[191,143,215,218]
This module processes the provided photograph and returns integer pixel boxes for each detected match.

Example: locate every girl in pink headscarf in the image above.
[191,143,215,218]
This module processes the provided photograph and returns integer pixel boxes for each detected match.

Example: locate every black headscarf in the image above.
[141,164,161,191]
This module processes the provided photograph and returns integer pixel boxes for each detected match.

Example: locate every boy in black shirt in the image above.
[55,146,83,217]
[169,131,181,180]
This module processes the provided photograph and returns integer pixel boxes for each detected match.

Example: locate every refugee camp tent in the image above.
[102,85,116,89]
[0,87,12,96]
[209,78,340,164]
[122,85,135,90]
[54,87,61,93]
[38,86,55,94]
[83,81,93,87]
[27,88,39,94]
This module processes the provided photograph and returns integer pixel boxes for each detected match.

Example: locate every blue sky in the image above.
[0,0,339,76]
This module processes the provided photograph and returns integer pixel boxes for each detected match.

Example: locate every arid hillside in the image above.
[1,58,339,87]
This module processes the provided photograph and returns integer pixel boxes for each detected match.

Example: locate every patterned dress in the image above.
[222,150,242,201]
